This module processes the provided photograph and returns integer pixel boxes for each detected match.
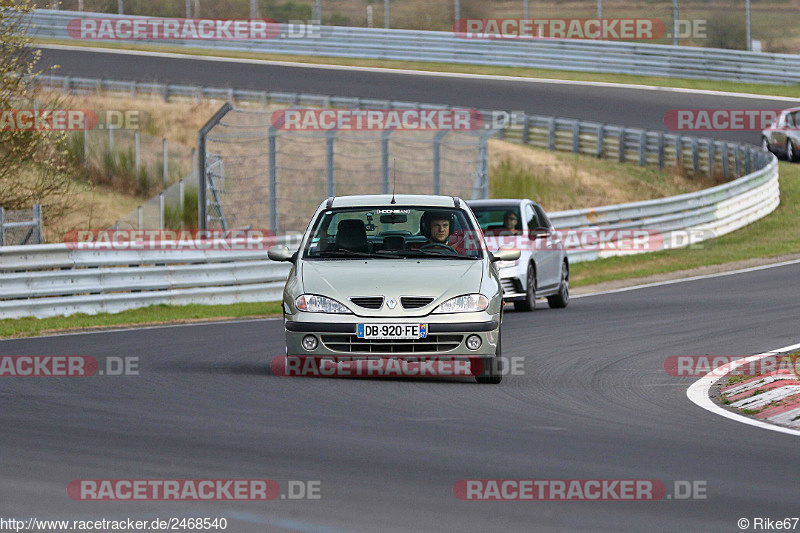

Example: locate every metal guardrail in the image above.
[28,9,800,85]
[0,238,296,319]
[36,74,770,184]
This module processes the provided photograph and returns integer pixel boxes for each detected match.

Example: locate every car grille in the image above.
[349,296,384,309]
[400,296,435,309]
[320,334,463,353]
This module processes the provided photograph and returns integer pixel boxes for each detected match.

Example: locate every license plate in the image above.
[357,323,428,339]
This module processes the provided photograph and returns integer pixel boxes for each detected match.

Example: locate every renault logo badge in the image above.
[387,297,397,309]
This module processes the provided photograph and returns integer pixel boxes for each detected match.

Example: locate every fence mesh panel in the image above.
[203,107,488,232]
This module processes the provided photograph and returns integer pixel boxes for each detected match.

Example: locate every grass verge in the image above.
[36,38,800,99]
[570,161,800,287]
[0,302,283,339]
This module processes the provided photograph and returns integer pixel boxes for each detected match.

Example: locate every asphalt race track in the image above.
[36,46,800,144]
[2,262,799,531]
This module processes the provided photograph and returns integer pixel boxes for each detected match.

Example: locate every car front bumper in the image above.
[284,317,500,356]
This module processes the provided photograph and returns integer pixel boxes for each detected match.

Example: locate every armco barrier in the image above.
[0,156,779,319]
[28,9,800,85]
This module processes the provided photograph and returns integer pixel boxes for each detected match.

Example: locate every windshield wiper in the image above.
[392,249,477,259]
[316,249,404,259]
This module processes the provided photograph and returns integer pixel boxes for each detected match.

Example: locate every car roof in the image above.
[326,194,462,208]
[466,199,531,207]
[782,107,800,114]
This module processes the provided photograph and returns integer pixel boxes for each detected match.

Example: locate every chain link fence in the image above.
[200,106,492,232]
[0,206,43,246]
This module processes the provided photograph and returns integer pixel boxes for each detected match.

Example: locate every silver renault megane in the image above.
[267,194,520,383]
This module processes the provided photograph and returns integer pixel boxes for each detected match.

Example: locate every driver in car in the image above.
[414,211,467,254]
[428,214,451,244]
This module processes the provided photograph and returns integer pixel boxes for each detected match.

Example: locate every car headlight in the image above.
[295,295,352,314]
[433,294,489,314]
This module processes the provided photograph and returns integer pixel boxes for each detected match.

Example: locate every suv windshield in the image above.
[303,206,483,259]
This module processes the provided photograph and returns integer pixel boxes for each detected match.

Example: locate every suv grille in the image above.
[320,334,463,353]
[401,296,435,309]
[349,296,384,309]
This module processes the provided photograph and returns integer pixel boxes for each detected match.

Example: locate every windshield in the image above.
[303,206,483,259]
[470,206,523,233]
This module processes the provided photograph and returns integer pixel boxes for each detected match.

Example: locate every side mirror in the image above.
[268,245,294,262]
[492,246,521,262]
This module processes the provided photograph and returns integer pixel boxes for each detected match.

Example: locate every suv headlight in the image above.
[433,294,489,314]
[295,295,352,314]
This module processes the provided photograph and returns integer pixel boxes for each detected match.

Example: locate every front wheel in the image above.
[514,263,536,312]
[787,140,796,162]
[762,136,771,153]
[547,261,569,309]
[475,333,502,384]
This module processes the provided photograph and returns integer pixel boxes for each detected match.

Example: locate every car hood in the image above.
[300,259,485,317]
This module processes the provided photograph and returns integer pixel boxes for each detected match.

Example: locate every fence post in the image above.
[596,123,604,158]
[547,118,556,151]
[0,207,4,247]
[198,102,233,231]
[137,206,142,230]
[162,138,168,186]
[618,127,626,162]
[657,133,665,169]
[675,137,683,169]
[433,131,448,195]
[34,204,42,244]
[134,131,140,172]
[268,126,278,232]
[326,130,336,198]
[572,120,580,153]
[381,130,391,194]
[691,139,699,174]
[639,130,647,166]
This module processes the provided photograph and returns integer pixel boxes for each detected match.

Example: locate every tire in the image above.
[513,263,536,312]
[762,137,772,154]
[547,261,570,309]
[787,140,796,162]
[475,332,502,384]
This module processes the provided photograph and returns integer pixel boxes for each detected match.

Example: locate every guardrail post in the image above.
[381,130,391,193]
[162,138,168,186]
[691,139,699,174]
[547,118,556,151]
[137,206,142,230]
[734,145,741,176]
[596,124,604,158]
[269,126,278,232]
[675,137,683,169]
[707,141,716,177]
[34,204,42,244]
[62,76,70,92]
[162,83,169,102]
[326,130,336,197]
[0,207,5,247]
[657,133,665,169]
[134,131,140,172]
[521,115,530,145]
[745,149,752,174]
[639,130,647,166]
[159,193,165,230]
[572,120,581,153]
[618,127,626,162]
[433,130,448,195]
[130,80,136,98]
[721,143,730,178]
[179,179,185,231]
